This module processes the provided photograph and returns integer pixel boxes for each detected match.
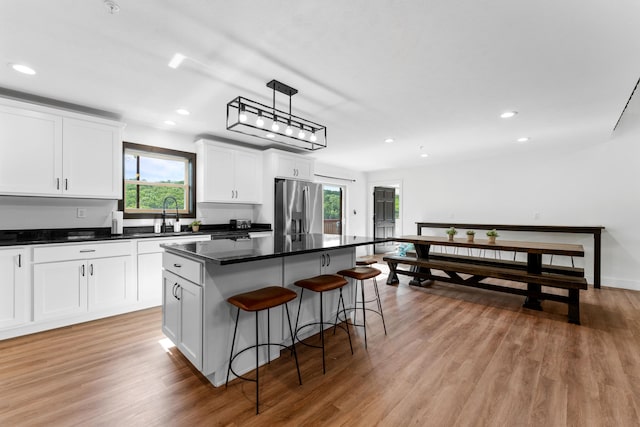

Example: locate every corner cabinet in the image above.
[0,247,28,330]
[196,139,262,204]
[0,98,123,199]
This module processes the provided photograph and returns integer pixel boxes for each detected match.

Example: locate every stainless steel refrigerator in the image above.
[274,178,323,236]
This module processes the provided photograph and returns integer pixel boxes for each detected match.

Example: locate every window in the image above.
[120,142,196,218]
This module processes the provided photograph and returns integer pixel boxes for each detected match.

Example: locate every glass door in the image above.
[323,185,344,235]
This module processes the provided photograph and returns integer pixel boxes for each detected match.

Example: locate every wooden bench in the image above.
[423,252,585,277]
[383,255,588,324]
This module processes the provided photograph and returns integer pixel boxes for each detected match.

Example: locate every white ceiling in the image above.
[2,0,639,172]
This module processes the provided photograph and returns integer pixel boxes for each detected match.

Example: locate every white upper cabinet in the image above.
[265,149,315,181]
[0,104,63,195]
[0,98,123,199]
[196,139,262,204]
[62,117,122,198]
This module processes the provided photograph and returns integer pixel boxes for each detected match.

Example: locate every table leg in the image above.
[594,231,601,289]
[523,253,543,310]
[409,244,432,287]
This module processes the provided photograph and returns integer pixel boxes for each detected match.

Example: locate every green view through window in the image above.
[121,142,196,218]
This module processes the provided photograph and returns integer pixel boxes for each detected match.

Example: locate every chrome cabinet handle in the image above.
[81,264,85,276]
[326,253,331,266]
[90,264,94,276]
[175,284,181,301]
[321,254,326,267]
[80,249,96,253]
[173,263,181,268]
[64,179,68,190]
[56,178,60,190]
[18,254,22,268]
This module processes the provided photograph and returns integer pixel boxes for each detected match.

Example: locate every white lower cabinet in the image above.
[162,264,203,370]
[137,235,211,306]
[33,260,87,321]
[32,241,134,322]
[0,248,28,329]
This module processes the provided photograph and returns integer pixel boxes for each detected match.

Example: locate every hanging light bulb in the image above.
[256,113,264,128]
[271,117,280,132]
[310,132,317,142]
[298,126,306,139]
[285,121,293,136]
[239,107,247,123]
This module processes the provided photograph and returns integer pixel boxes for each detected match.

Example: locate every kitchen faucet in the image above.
[161,196,180,233]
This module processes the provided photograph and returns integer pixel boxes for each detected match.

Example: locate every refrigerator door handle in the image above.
[302,185,309,233]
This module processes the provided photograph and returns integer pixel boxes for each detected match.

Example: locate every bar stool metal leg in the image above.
[225,307,241,388]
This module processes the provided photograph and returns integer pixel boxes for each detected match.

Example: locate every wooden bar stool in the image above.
[337,266,387,349]
[226,286,302,414]
[293,274,353,374]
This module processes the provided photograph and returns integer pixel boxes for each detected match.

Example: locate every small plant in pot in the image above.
[446,227,458,241]
[466,230,475,242]
[486,229,499,244]
[190,220,202,232]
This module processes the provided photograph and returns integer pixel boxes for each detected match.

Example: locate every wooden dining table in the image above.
[386,235,587,322]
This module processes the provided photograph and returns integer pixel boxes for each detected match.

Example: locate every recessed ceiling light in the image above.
[168,53,185,69]
[384,138,394,143]
[420,153,429,158]
[516,137,530,143]
[164,120,176,126]
[10,63,36,75]
[500,111,518,119]
[176,108,190,116]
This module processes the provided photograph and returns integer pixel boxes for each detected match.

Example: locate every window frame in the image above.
[119,141,197,219]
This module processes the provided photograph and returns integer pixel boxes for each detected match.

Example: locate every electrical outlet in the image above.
[77,208,87,218]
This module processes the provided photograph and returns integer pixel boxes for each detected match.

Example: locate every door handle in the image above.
[56,178,60,190]
[17,254,22,268]
[64,179,68,191]
[81,264,85,277]
[321,254,326,267]
[90,264,94,276]
[326,253,331,266]
[175,284,181,301]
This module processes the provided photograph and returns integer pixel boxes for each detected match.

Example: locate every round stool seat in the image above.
[227,286,297,312]
[295,274,348,292]
[337,267,381,281]
[356,256,377,266]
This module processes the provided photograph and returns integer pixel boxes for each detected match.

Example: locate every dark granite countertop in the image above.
[161,234,389,265]
[0,224,272,246]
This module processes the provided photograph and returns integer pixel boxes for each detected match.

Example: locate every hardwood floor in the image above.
[2,265,640,426]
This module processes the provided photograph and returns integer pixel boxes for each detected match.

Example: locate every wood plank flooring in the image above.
[2,264,640,426]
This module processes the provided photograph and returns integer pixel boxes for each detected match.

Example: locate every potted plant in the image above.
[466,230,475,242]
[446,227,458,241]
[190,220,202,232]
[486,229,499,244]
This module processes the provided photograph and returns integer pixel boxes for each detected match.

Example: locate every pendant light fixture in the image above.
[226,80,327,151]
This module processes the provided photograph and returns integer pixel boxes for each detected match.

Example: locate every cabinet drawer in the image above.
[33,241,132,263]
[163,252,202,284]
[137,235,210,254]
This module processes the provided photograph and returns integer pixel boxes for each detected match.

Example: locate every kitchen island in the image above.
[160,234,387,387]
